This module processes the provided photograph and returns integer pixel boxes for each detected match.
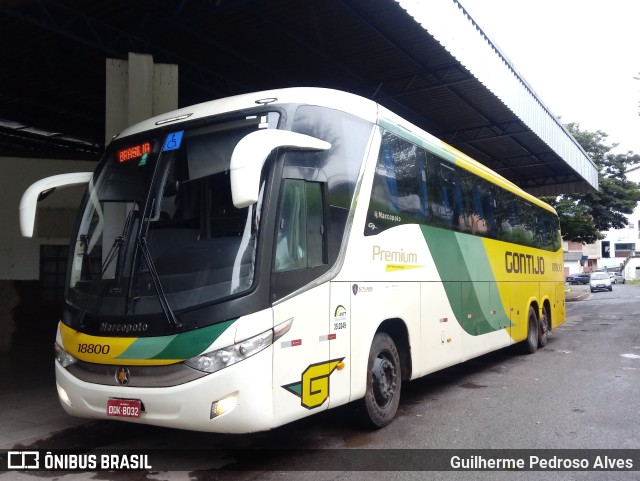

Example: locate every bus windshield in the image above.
[66,114,278,318]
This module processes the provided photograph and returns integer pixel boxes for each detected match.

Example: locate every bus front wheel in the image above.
[360,332,402,428]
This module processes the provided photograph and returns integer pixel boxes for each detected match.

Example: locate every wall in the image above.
[0,157,98,280]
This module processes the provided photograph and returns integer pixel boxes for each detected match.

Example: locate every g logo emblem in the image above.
[282,358,344,409]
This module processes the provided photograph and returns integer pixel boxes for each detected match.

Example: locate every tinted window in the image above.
[274,179,325,273]
[365,129,561,252]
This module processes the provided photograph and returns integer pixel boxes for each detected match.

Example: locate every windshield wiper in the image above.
[100,207,135,284]
[137,235,182,328]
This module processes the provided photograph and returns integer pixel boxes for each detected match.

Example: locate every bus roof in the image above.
[116,87,556,215]
[115,87,379,140]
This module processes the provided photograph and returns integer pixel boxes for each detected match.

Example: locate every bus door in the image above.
[270,178,335,426]
[272,284,331,427]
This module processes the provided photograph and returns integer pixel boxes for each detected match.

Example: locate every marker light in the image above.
[54,342,78,368]
[184,319,293,374]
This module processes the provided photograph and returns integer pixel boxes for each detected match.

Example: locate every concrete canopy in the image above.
[0,0,597,195]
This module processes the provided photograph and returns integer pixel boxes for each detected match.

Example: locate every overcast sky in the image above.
[458,0,640,155]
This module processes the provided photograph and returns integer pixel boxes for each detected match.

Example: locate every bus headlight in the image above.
[54,342,78,368]
[184,318,292,374]
[185,329,273,373]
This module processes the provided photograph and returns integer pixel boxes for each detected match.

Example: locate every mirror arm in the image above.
[19,172,93,237]
[230,129,330,208]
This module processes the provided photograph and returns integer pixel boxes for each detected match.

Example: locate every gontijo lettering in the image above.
[505,251,545,274]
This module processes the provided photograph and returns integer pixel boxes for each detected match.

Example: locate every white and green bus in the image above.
[20,87,565,432]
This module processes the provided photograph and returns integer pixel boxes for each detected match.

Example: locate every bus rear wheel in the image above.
[360,332,401,428]
[522,306,539,354]
[538,305,550,348]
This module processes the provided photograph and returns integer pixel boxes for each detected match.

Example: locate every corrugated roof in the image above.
[0,0,597,194]
[398,0,597,193]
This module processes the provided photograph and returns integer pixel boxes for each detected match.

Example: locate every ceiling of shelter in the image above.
[0,0,588,193]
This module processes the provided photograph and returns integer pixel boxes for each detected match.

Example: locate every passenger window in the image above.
[274,179,325,272]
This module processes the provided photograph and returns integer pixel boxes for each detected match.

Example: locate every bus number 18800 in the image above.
[77,343,110,355]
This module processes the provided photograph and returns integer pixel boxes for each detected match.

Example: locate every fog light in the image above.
[56,382,72,407]
[210,393,238,419]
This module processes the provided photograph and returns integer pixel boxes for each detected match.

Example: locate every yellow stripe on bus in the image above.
[59,323,179,366]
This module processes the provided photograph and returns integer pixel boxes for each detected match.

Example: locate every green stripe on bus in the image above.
[420,225,511,335]
[116,319,236,360]
[114,335,177,360]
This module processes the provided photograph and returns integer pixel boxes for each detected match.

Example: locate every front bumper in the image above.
[55,346,274,433]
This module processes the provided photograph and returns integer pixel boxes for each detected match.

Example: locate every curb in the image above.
[565,287,590,302]
[566,292,590,302]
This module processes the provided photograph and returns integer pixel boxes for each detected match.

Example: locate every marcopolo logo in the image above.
[100,322,149,334]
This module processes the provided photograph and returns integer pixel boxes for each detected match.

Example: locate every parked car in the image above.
[590,272,612,292]
[609,272,625,284]
[566,273,590,285]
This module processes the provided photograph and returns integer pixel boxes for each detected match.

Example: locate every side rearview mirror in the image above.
[230,129,331,208]
[20,172,93,237]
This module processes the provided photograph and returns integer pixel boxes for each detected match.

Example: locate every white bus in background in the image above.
[20,88,565,432]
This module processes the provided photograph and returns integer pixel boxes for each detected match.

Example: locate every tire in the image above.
[521,306,538,354]
[590,288,595,293]
[359,332,402,428]
[538,305,550,348]
[608,286,613,291]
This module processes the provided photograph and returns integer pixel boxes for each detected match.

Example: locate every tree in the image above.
[541,123,640,244]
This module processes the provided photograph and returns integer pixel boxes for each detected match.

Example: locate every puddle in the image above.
[621,353,640,359]
[460,382,487,389]
[343,432,375,448]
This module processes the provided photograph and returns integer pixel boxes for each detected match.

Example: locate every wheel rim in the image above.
[540,310,549,336]
[372,353,397,408]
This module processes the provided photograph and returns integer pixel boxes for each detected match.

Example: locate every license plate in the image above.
[107,398,142,418]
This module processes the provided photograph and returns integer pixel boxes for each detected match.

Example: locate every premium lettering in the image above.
[372,245,417,263]
[505,251,545,275]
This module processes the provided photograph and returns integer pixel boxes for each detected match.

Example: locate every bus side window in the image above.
[274,179,325,273]
[434,163,456,228]
[482,185,498,237]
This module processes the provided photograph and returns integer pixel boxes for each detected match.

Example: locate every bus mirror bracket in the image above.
[230,129,331,208]
[19,172,93,238]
